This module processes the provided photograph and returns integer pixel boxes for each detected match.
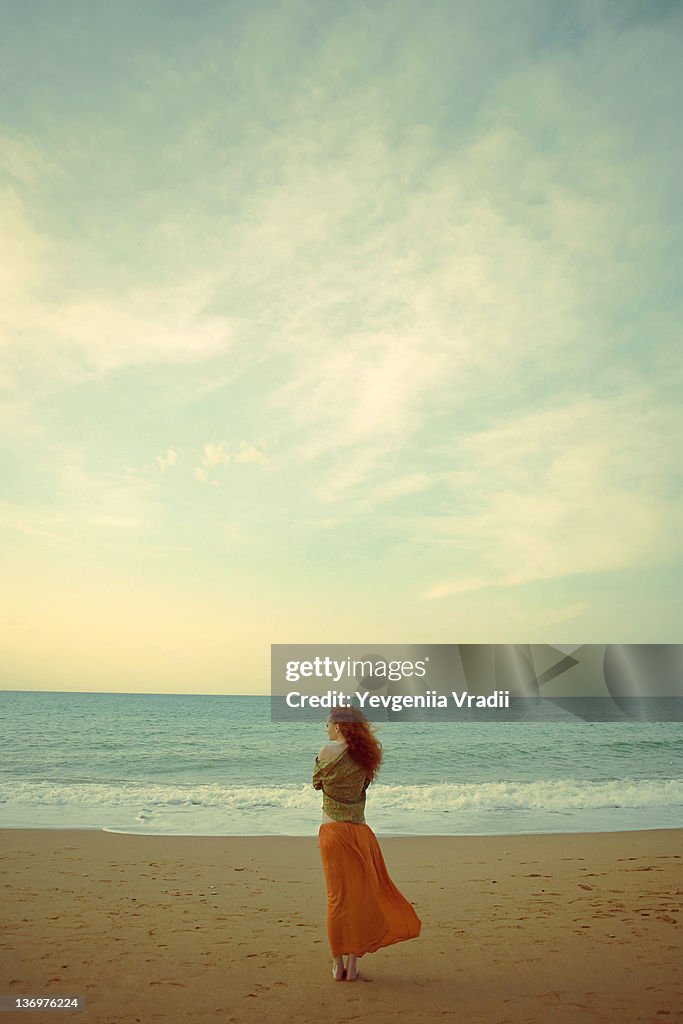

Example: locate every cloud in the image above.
[234,441,269,465]
[196,440,268,481]
[86,515,143,529]
[355,472,434,508]
[11,278,236,388]
[0,501,78,550]
[276,334,445,504]
[254,93,660,502]
[55,456,156,534]
[155,447,180,473]
[0,185,51,371]
[420,391,683,598]
[201,441,232,468]
[0,134,56,184]
[0,144,237,395]
[0,468,150,545]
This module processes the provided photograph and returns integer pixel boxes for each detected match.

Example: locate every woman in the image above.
[313,706,421,982]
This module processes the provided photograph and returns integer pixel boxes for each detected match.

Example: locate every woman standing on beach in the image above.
[313,706,421,982]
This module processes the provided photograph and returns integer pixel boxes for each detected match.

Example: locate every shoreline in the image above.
[2,820,682,837]
[2,827,681,1022]
[1,819,683,835]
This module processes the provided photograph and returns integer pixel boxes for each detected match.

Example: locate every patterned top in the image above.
[312,747,371,824]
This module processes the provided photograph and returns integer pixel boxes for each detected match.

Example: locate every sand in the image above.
[1,827,681,1023]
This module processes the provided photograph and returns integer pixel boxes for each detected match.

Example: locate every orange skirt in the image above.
[318,821,421,957]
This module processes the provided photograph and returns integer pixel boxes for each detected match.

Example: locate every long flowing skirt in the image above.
[318,821,421,957]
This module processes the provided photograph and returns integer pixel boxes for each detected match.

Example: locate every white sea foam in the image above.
[2,777,682,812]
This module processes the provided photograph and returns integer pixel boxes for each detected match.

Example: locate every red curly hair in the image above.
[328,706,383,782]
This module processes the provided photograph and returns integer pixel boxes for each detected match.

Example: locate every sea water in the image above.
[1,691,681,836]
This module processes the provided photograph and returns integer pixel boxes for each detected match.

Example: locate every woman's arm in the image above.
[313,743,341,789]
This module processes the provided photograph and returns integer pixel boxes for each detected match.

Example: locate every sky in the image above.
[1,0,682,693]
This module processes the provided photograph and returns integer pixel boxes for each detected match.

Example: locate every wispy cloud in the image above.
[421,391,683,598]
[0,501,78,549]
[2,275,237,392]
[0,134,55,184]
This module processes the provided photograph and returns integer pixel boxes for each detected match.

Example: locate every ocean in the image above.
[1,691,681,837]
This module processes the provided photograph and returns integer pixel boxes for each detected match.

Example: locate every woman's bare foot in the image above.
[332,956,346,981]
[346,953,360,981]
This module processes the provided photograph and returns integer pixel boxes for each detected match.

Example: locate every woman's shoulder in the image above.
[317,741,347,762]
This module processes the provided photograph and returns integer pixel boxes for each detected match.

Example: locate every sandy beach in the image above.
[1,828,680,1023]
